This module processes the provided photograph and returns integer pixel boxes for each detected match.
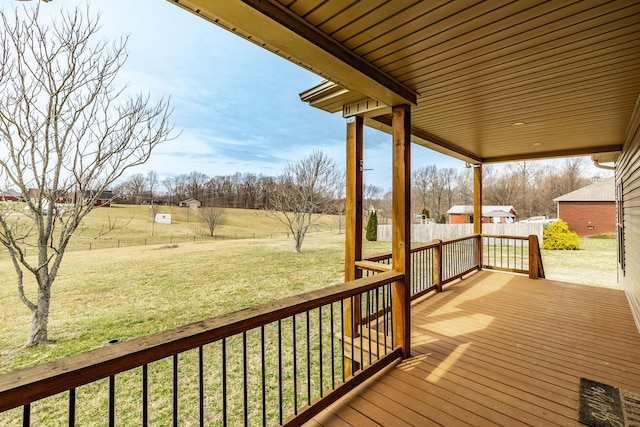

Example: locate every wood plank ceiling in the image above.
[169,0,640,164]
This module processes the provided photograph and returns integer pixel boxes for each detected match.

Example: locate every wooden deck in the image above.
[311,270,640,426]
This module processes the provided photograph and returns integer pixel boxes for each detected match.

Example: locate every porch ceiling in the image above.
[170,0,640,164]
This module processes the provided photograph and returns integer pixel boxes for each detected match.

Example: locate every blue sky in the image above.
[6,0,464,192]
[6,0,608,191]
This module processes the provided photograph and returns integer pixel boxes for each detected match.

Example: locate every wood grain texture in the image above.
[313,270,640,426]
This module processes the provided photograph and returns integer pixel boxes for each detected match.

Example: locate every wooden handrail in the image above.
[0,270,403,412]
[355,260,392,272]
[482,233,530,240]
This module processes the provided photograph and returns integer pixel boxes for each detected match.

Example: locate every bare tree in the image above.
[267,150,343,253]
[122,173,147,204]
[184,171,209,202]
[363,184,384,212]
[0,5,174,346]
[200,206,225,237]
[146,170,158,202]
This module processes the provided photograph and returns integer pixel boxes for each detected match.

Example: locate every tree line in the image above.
[116,156,608,224]
[114,170,276,209]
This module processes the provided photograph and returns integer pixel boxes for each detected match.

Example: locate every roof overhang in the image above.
[169,1,640,165]
[170,0,416,107]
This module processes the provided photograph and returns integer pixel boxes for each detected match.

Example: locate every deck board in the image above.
[312,270,640,426]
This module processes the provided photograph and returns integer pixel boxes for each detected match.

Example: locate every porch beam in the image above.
[391,104,411,358]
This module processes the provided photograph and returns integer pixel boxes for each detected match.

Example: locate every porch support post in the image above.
[473,164,483,234]
[344,116,363,283]
[391,104,411,358]
[473,164,483,269]
[343,116,363,375]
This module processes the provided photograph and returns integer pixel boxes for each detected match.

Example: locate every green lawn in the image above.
[542,235,618,288]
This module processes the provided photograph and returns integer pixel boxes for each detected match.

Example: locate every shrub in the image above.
[542,220,580,250]
[366,210,378,241]
[421,208,430,218]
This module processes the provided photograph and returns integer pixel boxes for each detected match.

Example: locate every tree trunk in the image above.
[294,231,304,253]
[26,287,51,347]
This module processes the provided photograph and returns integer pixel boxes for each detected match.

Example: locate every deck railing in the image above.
[482,234,545,279]
[362,234,544,300]
[0,271,403,427]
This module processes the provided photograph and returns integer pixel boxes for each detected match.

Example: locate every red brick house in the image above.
[447,205,517,224]
[553,177,615,236]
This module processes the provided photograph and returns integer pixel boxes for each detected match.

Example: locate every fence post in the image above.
[432,239,443,292]
[476,234,483,271]
[528,235,541,279]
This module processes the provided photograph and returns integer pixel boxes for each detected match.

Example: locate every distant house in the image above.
[0,189,20,202]
[447,205,517,224]
[553,177,615,236]
[86,190,113,207]
[179,198,201,209]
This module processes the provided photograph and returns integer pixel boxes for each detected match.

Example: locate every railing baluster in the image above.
[23,403,29,427]
[367,290,372,366]
[359,294,364,371]
[293,314,298,414]
[261,326,266,426]
[222,338,227,427]
[142,364,148,427]
[199,347,204,427]
[375,286,381,358]
[350,296,356,376]
[173,355,178,427]
[278,320,283,426]
[306,311,311,406]
[318,306,323,397]
[340,299,345,383]
[109,375,115,427]
[330,303,335,390]
[388,284,394,349]
[243,332,248,427]
[69,388,75,427]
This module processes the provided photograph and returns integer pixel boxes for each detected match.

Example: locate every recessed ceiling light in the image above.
[511,121,526,126]
[532,142,543,146]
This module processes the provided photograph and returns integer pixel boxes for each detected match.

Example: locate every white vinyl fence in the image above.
[377,223,544,243]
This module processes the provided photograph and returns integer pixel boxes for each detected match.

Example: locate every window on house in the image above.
[617,180,625,275]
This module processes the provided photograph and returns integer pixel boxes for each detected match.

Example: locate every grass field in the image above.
[542,235,618,288]
[0,207,617,373]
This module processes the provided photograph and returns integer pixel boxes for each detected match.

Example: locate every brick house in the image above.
[553,177,615,236]
[447,205,517,224]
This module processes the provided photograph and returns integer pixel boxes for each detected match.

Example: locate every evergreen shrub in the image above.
[366,210,378,241]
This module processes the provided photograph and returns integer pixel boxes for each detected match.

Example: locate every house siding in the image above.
[449,213,470,224]
[617,97,640,332]
[557,200,616,236]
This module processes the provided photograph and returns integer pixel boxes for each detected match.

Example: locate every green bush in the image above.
[421,208,430,218]
[542,220,580,250]
[366,210,378,241]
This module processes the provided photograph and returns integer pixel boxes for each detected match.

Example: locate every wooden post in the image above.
[529,234,541,279]
[432,239,443,292]
[391,105,411,359]
[343,117,363,375]
[473,164,483,269]
[344,116,363,283]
